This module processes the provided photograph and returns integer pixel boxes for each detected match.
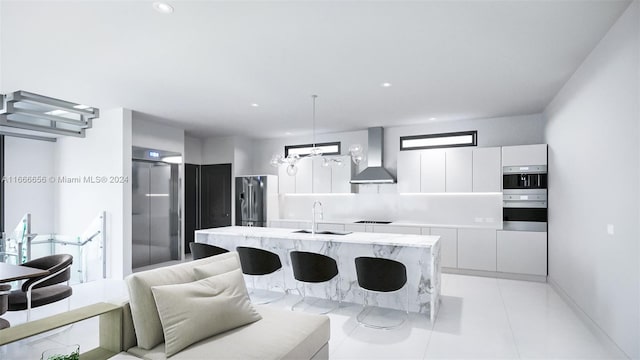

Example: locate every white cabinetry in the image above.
[330,156,353,193]
[445,148,472,192]
[270,220,306,229]
[277,165,296,194]
[279,156,352,194]
[277,158,312,194]
[371,225,421,235]
[502,144,547,166]
[296,157,313,193]
[397,147,500,193]
[344,223,368,232]
[420,150,446,192]
[317,223,346,232]
[312,157,332,193]
[472,147,501,192]
[431,227,458,268]
[397,151,421,193]
[458,228,496,271]
[497,230,547,276]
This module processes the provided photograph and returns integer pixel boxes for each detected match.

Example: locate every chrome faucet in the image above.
[312,201,323,236]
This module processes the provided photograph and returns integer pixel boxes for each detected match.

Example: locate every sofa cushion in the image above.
[125,251,240,349]
[193,255,242,280]
[151,269,262,357]
[127,305,330,360]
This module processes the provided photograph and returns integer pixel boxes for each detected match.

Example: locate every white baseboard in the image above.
[548,276,630,359]
[442,267,547,282]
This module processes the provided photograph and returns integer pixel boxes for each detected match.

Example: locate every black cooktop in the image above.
[354,220,392,224]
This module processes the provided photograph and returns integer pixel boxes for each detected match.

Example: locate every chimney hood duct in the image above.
[350,127,396,184]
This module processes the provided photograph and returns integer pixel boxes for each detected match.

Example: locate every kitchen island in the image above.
[195,226,441,321]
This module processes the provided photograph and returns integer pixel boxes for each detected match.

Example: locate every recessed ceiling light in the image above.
[381,82,392,88]
[251,103,259,107]
[153,2,174,14]
[429,117,437,121]
[285,132,292,135]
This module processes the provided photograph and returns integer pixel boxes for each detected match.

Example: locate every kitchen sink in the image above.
[292,229,352,236]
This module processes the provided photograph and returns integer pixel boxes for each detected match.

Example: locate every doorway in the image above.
[184,163,232,254]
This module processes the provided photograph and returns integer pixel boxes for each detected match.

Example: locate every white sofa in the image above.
[110,252,330,360]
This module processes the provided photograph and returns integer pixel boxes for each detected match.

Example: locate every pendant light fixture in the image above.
[271,95,326,176]
[270,95,364,176]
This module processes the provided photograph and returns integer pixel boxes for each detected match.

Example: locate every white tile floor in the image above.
[0,274,627,359]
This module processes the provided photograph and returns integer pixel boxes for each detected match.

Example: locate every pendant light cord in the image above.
[312,95,317,147]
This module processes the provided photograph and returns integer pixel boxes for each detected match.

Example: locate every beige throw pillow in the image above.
[150,269,262,357]
[125,251,240,349]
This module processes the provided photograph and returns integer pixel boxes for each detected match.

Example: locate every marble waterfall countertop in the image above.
[195,226,440,248]
[196,226,441,321]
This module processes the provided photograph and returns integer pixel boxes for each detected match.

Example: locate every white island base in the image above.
[196,226,441,322]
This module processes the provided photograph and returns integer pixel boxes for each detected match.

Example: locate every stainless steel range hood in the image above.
[350,127,396,184]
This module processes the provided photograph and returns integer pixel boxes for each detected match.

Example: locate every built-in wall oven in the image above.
[503,165,547,231]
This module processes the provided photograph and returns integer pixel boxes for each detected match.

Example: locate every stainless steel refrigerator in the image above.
[235,176,276,227]
[132,152,180,268]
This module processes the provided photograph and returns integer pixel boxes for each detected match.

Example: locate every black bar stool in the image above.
[289,251,340,314]
[236,246,285,304]
[355,256,408,329]
[189,242,229,260]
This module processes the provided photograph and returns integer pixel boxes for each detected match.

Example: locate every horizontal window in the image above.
[285,142,341,157]
[400,131,477,151]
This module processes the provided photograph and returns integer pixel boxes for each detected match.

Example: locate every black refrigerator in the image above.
[184,163,232,254]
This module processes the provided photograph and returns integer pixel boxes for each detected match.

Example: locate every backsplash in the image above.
[278,192,502,228]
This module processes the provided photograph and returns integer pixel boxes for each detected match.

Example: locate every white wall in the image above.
[233,136,254,176]
[3,137,55,235]
[544,2,639,358]
[184,135,203,165]
[132,112,184,154]
[202,136,235,165]
[54,108,132,280]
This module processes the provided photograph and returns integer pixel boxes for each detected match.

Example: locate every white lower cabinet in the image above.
[457,228,496,271]
[344,223,367,232]
[270,220,303,229]
[371,225,421,235]
[497,230,547,276]
[316,223,345,232]
[430,227,458,268]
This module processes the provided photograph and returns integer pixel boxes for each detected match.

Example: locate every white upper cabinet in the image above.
[445,148,472,192]
[420,149,446,193]
[295,157,313,193]
[472,147,501,192]
[277,165,296,194]
[330,156,353,193]
[502,144,547,166]
[279,155,352,194]
[397,151,421,193]
[312,157,332,193]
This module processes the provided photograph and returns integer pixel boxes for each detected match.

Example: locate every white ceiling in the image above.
[0,0,630,139]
